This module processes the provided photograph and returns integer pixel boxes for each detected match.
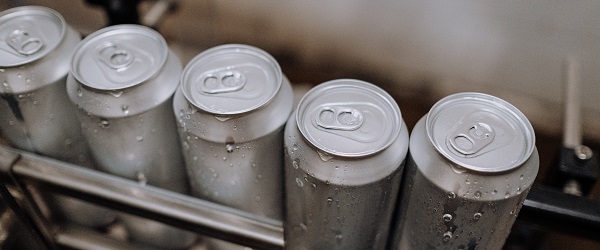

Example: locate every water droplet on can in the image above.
[99,119,110,128]
[474,191,482,199]
[473,213,482,220]
[226,144,234,153]
[215,116,231,122]
[447,192,456,199]
[443,231,452,242]
[136,136,144,142]
[326,197,333,204]
[292,159,300,169]
[442,214,453,222]
[505,192,510,198]
[295,178,304,187]
[317,151,334,161]
[137,172,147,186]
[110,91,123,97]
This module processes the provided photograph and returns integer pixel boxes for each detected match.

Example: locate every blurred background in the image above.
[2,0,600,249]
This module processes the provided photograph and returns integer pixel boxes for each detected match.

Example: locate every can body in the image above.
[0,6,115,228]
[391,92,539,250]
[67,24,195,248]
[284,79,408,250]
[174,44,293,249]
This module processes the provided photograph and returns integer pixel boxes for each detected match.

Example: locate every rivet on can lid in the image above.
[426,92,535,173]
[0,6,65,67]
[181,44,282,115]
[70,25,168,91]
[296,79,402,157]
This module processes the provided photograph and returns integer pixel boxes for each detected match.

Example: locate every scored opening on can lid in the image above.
[426,92,535,173]
[297,79,402,157]
[71,25,168,91]
[0,6,66,67]
[181,44,282,115]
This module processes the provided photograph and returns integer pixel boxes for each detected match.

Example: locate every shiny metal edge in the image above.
[0,144,284,249]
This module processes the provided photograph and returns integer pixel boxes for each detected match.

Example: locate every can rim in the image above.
[70,24,168,91]
[426,92,536,173]
[181,44,283,115]
[0,6,66,67]
[296,79,402,157]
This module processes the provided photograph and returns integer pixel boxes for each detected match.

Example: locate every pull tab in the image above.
[315,106,364,131]
[199,70,246,94]
[7,29,45,56]
[96,42,134,71]
[448,122,495,155]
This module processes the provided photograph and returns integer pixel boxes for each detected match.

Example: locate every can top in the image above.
[426,92,535,173]
[297,79,402,157]
[181,44,282,115]
[71,25,168,91]
[0,6,66,67]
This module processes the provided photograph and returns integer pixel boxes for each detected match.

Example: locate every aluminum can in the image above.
[0,6,115,228]
[284,79,409,250]
[66,24,196,249]
[173,44,293,249]
[390,92,539,250]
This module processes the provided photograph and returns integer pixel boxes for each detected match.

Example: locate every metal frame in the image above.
[1,144,600,249]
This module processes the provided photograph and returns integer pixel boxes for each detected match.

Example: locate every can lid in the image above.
[181,44,281,115]
[71,25,168,91]
[297,79,402,157]
[426,92,535,173]
[0,6,65,67]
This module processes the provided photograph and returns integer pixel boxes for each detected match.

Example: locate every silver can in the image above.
[284,79,409,250]
[173,44,293,249]
[0,6,115,228]
[391,92,539,250]
[66,24,196,249]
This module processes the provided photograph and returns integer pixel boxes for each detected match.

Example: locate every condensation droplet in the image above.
[136,136,144,142]
[474,191,482,199]
[222,157,227,161]
[327,197,333,204]
[137,172,147,186]
[121,105,129,114]
[64,138,72,146]
[465,179,471,185]
[491,190,498,195]
[293,159,300,169]
[215,116,231,122]
[473,213,482,220]
[226,144,234,153]
[448,192,456,199]
[99,119,110,128]
[505,192,510,198]
[443,231,452,242]
[317,151,334,161]
[233,125,237,130]
[443,214,453,222]
[295,178,304,187]
[520,175,524,180]
[311,183,317,188]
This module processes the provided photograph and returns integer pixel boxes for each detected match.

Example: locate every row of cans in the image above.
[0,6,539,250]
